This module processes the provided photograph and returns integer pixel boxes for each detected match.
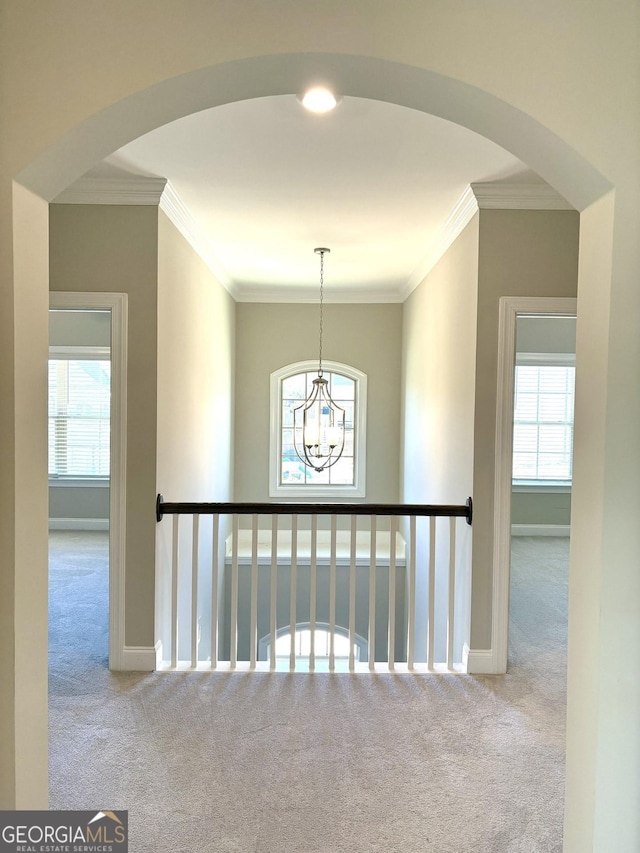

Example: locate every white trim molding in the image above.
[159,182,235,297]
[234,283,403,304]
[49,518,109,531]
[402,181,574,301]
[492,296,577,674]
[511,524,571,537]
[402,185,479,300]
[463,644,498,675]
[118,643,161,672]
[470,182,575,210]
[53,175,167,205]
[49,291,128,672]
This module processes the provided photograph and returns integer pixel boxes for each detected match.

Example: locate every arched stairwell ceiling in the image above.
[79,95,541,301]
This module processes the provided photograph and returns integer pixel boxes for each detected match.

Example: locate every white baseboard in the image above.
[112,642,161,672]
[511,524,570,537]
[463,644,504,675]
[49,517,109,531]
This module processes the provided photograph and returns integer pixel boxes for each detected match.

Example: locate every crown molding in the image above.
[470,182,574,210]
[400,186,479,301]
[399,182,574,300]
[159,182,235,296]
[233,284,403,304]
[52,175,237,296]
[52,175,167,205]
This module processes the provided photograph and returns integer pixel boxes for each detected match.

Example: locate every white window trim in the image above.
[269,359,367,499]
[515,351,575,367]
[512,350,575,488]
[49,345,110,360]
[512,481,571,494]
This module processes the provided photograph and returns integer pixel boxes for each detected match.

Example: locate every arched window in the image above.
[269,360,367,498]
[259,624,368,667]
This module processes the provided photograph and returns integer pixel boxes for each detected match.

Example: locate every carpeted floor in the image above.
[48,531,569,853]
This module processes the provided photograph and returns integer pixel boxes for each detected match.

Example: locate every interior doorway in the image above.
[509,314,575,670]
[49,292,128,670]
[491,296,577,673]
[48,307,111,677]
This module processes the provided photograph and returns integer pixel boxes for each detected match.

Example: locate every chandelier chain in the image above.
[318,249,324,377]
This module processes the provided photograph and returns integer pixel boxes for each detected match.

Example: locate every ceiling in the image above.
[85,95,535,300]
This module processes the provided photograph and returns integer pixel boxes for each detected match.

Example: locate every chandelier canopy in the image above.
[292,249,346,473]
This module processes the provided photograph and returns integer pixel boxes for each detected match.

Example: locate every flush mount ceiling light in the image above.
[300,87,339,113]
[293,248,346,473]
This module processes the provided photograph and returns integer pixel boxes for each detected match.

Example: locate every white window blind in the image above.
[48,359,111,477]
[513,363,575,481]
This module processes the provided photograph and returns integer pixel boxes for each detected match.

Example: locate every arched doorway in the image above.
[9,50,614,813]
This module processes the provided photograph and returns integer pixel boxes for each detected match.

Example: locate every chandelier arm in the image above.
[292,377,347,474]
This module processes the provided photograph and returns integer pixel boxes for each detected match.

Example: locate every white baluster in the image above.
[407,515,416,671]
[250,514,259,670]
[191,514,199,668]
[171,514,179,669]
[349,515,357,672]
[309,514,318,673]
[270,514,278,672]
[388,515,398,671]
[368,515,377,672]
[230,514,239,670]
[210,514,219,669]
[289,514,298,673]
[447,516,456,671]
[427,515,436,670]
[329,515,337,673]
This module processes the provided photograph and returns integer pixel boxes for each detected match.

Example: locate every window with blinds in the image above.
[48,358,111,478]
[513,362,575,482]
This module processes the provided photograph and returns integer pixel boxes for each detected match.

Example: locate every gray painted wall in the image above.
[50,203,159,648]
[402,214,478,662]
[234,302,402,505]
[472,209,579,648]
[155,210,235,662]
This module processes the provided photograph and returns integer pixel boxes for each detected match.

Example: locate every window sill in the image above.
[512,480,571,494]
[49,478,109,488]
[269,485,366,500]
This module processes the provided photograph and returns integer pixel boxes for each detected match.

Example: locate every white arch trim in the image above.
[16,53,611,211]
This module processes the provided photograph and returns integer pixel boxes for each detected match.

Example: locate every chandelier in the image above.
[293,248,346,473]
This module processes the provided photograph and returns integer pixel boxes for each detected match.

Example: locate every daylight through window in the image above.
[513,363,574,482]
[48,359,111,478]
[270,360,367,498]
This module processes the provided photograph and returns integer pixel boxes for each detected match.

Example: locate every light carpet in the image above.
[49,532,568,853]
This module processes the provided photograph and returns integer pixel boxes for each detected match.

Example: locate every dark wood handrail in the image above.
[156,494,472,525]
